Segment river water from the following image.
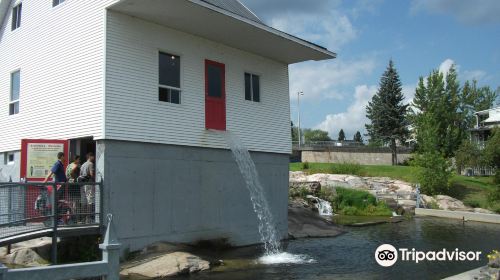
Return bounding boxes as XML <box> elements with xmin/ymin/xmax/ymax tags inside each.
<box><xmin>174</xmin><ymin>217</ymin><xmax>500</xmax><ymax>280</ymax></box>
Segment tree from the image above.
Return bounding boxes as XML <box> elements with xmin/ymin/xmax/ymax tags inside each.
<box><xmin>303</xmin><ymin>129</ymin><xmax>331</xmax><ymax>142</ymax></box>
<box><xmin>353</xmin><ymin>131</ymin><xmax>363</xmax><ymax>143</ymax></box>
<box><xmin>338</xmin><ymin>129</ymin><xmax>346</xmax><ymax>142</ymax></box>
<box><xmin>455</xmin><ymin>140</ymin><xmax>483</xmax><ymax>175</ymax></box>
<box><xmin>291</xmin><ymin>121</ymin><xmax>299</xmax><ymax>142</ymax></box>
<box><xmin>366</xmin><ymin>60</ymin><xmax>409</xmax><ymax>165</ymax></box>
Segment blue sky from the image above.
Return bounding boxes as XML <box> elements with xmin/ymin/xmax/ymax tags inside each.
<box><xmin>242</xmin><ymin>0</ymin><xmax>500</xmax><ymax>139</ymax></box>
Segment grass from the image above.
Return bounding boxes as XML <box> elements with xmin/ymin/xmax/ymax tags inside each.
<box><xmin>291</xmin><ymin>162</ymin><xmax>500</xmax><ymax>213</ymax></box>
<box><xmin>332</xmin><ymin>187</ymin><xmax>392</xmax><ymax>216</ymax></box>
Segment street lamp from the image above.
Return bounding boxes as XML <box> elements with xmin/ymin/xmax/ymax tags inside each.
<box><xmin>297</xmin><ymin>91</ymin><xmax>304</xmax><ymax>147</ymax></box>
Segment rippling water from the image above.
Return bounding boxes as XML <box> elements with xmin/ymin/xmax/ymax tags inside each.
<box><xmin>174</xmin><ymin>217</ymin><xmax>500</xmax><ymax>280</ymax></box>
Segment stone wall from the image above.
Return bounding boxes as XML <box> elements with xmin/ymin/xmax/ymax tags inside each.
<box><xmin>98</xmin><ymin>140</ymin><xmax>289</xmax><ymax>253</ymax></box>
<box><xmin>301</xmin><ymin>150</ymin><xmax>412</xmax><ymax>165</ymax></box>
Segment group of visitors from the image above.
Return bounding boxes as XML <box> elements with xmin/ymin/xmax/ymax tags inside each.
<box><xmin>42</xmin><ymin>152</ymin><xmax>96</xmax><ymax>223</ymax></box>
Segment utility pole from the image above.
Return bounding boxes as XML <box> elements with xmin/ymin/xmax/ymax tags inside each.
<box><xmin>297</xmin><ymin>91</ymin><xmax>304</xmax><ymax>147</ymax></box>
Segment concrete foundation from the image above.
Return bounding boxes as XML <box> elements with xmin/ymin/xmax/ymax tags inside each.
<box><xmin>0</xmin><ymin>151</ymin><xmax>20</xmax><ymax>182</ymax></box>
<box><xmin>97</xmin><ymin>140</ymin><xmax>289</xmax><ymax>252</ymax></box>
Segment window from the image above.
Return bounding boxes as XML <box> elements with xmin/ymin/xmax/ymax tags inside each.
<box><xmin>53</xmin><ymin>0</ymin><xmax>66</xmax><ymax>7</ymax></box>
<box><xmin>9</xmin><ymin>71</ymin><xmax>20</xmax><ymax>115</ymax></box>
<box><xmin>158</xmin><ymin>52</ymin><xmax>181</xmax><ymax>104</ymax></box>
<box><xmin>11</xmin><ymin>3</ymin><xmax>22</xmax><ymax>31</ymax></box>
<box><xmin>244</xmin><ymin>73</ymin><xmax>260</xmax><ymax>102</ymax></box>
<box><xmin>5</xmin><ymin>152</ymin><xmax>15</xmax><ymax>165</ymax></box>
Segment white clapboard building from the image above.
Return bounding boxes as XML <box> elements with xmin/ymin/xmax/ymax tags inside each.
<box><xmin>0</xmin><ymin>0</ymin><xmax>335</xmax><ymax>251</ymax></box>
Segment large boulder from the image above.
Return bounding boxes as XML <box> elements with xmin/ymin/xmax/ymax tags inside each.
<box><xmin>435</xmin><ymin>195</ymin><xmax>472</xmax><ymax>211</ymax></box>
<box><xmin>289</xmin><ymin>181</ymin><xmax>321</xmax><ymax>196</ymax></box>
<box><xmin>2</xmin><ymin>248</ymin><xmax>49</xmax><ymax>267</ymax></box>
<box><xmin>121</xmin><ymin>252</ymin><xmax>210</xmax><ymax>279</ymax></box>
<box><xmin>288</xmin><ymin>200</ymin><xmax>344</xmax><ymax>239</ymax></box>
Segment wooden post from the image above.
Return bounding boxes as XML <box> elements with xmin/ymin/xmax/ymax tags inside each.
<box><xmin>99</xmin><ymin>214</ymin><xmax>121</xmax><ymax>280</ymax></box>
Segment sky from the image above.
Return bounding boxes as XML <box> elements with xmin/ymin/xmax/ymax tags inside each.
<box><xmin>242</xmin><ymin>0</ymin><xmax>500</xmax><ymax>140</ymax></box>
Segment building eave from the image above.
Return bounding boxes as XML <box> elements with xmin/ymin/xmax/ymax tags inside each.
<box><xmin>107</xmin><ymin>0</ymin><xmax>336</xmax><ymax>64</ymax></box>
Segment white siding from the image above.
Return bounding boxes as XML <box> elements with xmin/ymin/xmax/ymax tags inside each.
<box><xmin>0</xmin><ymin>0</ymin><xmax>118</xmax><ymax>152</ymax></box>
<box><xmin>105</xmin><ymin>12</ymin><xmax>292</xmax><ymax>154</ymax></box>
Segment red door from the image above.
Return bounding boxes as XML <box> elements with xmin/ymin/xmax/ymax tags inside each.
<box><xmin>205</xmin><ymin>60</ymin><xmax>226</xmax><ymax>130</ymax></box>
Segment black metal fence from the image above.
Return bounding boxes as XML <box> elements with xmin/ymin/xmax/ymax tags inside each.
<box><xmin>0</xmin><ymin>182</ymin><xmax>103</xmax><ymax>242</ymax></box>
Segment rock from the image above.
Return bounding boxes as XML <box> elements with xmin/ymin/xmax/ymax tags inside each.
<box><xmin>288</xmin><ymin>202</ymin><xmax>344</xmax><ymax>239</ymax></box>
<box><xmin>420</xmin><ymin>195</ymin><xmax>438</xmax><ymax>209</ymax></box>
<box><xmin>435</xmin><ymin>195</ymin><xmax>472</xmax><ymax>211</ymax></box>
<box><xmin>345</xmin><ymin>176</ymin><xmax>367</xmax><ymax>188</ymax></box>
<box><xmin>2</xmin><ymin>248</ymin><xmax>49</xmax><ymax>267</ymax></box>
<box><xmin>289</xmin><ymin>171</ymin><xmax>307</xmax><ymax>182</ymax></box>
<box><xmin>474</xmin><ymin>208</ymin><xmax>495</xmax><ymax>214</ymax></box>
<box><xmin>121</xmin><ymin>252</ymin><xmax>210</xmax><ymax>279</ymax></box>
<box><xmin>289</xmin><ymin>181</ymin><xmax>321</xmax><ymax>195</ymax></box>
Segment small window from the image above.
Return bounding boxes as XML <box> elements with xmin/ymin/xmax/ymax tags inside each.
<box><xmin>11</xmin><ymin>3</ymin><xmax>22</xmax><ymax>31</ymax></box>
<box><xmin>53</xmin><ymin>0</ymin><xmax>66</xmax><ymax>7</ymax></box>
<box><xmin>10</xmin><ymin>71</ymin><xmax>20</xmax><ymax>115</ymax></box>
<box><xmin>244</xmin><ymin>73</ymin><xmax>260</xmax><ymax>102</ymax></box>
<box><xmin>5</xmin><ymin>152</ymin><xmax>15</xmax><ymax>165</ymax></box>
<box><xmin>158</xmin><ymin>52</ymin><xmax>181</xmax><ymax>104</ymax></box>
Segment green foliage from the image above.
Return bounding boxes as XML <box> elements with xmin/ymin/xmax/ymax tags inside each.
<box><xmin>455</xmin><ymin>140</ymin><xmax>484</xmax><ymax>174</ymax></box>
<box><xmin>412</xmin><ymin>151</ymin><xmax>452</xmax><ymax>195</ymax></box>
<box><xmin>353</xmin><ymin>131</ymin><xmax>364</xmax><ymax>144</ymax></box>
<box><xmin>301</xmin><ymin>161</ymin><xmax>310</xmax><ymax>170</ymax></box>
<box><xmin>338</xmin><ymin>129</ymin><xmax>346</xmax><ymax>141</ymax></box>
<box><xmin>303</xmin><ymin>128</ymin><xmax>331</xmax><ymax>142</ymax></box>
<box><xmin>366</xmin><ymin>60</ymin><xmax>409</xmax><ymax>165</ymax></box>
<box><xmin>319</xmin><ymin>188</ymin><xmax>336</xmax><ymax>202</ymax></box>
<box><xmin>332</xmin><ymin>187</ymin><xmax>391</xmax><ymax>216</ymax></box>
<box><xmin>291</xmin><ymin>121</ymin><xmax>298</xmax><ymax>142</ymax></box>
<box><xmin>328</xmin><ymin>162</ymin><xmax>362</xmax><ymax>176</ymax></box>
<box><xmin>289</xmin><ymin>186</ymin><xmax>311</xmax><ymax>199</ymax></box>
<box><xmin>483</xmin><ymin>128</ymin><xmax>500</xmax><ymax>168</ymax></box>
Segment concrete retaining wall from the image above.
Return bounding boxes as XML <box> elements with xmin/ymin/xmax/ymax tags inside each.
<box><xmin>415</xmin><ymin>208</ymin><xmax>500</xmax><ymax>224</ymax></box>
<box><xmin>301</xmin><ymin>150</ymin><xmax>412</xmax><ymax>165</ymax></box>
<box><xmin>98</xmin><ymin>140</ymin><xmax>289</xmax><ymax>252</ymax></box>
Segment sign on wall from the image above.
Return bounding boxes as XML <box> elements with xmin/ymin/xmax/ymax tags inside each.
<box><xmin>21</xmin><ymin>139</ymin><xmax>69</xmax><ymax>181</ymax></box>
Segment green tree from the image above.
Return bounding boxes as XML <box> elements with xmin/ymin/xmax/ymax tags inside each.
<box><xmin>338</xmin><ymin>129</ymin><xmax>346</xmax><ymax>142</ymax></box>
<box><xmin>303</xmin><ymin>129</ymin><xmax>331</xmax><ymax>142</ymax></box>
<box><xmin>455</xmin><ymin>140</ymin><xmax>483</xmax><ymax>175</ymax></box>
<box><xmin>291</xmin><ymin>121</ymin><xmax>299</xmax><ymax>142</ymax></box>
<box><xmin>353</xmin><ymin>131</ymin><xmax>363</xmax><ymax>144</ymax></box>
<box><xmin>366</xmin><ymin>60</ymin><xmax>409</xmax><ymax>165</ymax></box>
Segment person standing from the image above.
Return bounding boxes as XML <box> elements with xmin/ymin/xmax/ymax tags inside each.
<box><xmin>43</xmin><ymin>152</ymin><xmax>67</xmax><ymax>184</ymax></box>
<box><xmin>79</xmin><ymin>152</ymin><xmax>95</xmax><ymax>223</ymax></box>
<box><xmin>66</xmin><ymin>155</ymin><xmax>81</xmax><ymax>183</ymax></box>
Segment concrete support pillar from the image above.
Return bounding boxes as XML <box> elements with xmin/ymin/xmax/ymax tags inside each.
<box><xmin>99</xmin><ymin>214</ymin><xmax>121</xmax><ymax>280</ymax></box>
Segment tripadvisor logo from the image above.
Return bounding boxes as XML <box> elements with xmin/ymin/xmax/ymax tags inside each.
<box><xmin>375</xmin><ymin>244</ymin><xmax>482</xmax><ymax>267</ymax></box>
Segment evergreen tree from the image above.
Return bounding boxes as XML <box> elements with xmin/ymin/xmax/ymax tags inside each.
<box><xmin>338</xmin><ymin>129</ymin><xmax>346</xmax><ymax>141</ymax></box>
<box><xmin>291</xmin><ymin>121</ymin><xmax>298</xmax><ymax>142</ymax></box>
<box><xmin>366</xmin><ymin>60</ymin><xmax>409</xmax><ymax>165</ymax></box>
<box><xmin>353</xmin><ymin>131</ymin><xmax>363</xmax><ymax>143</ymax></box>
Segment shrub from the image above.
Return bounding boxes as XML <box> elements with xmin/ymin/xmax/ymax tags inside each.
<box><xmin>301</xmin><ymin>161</ymin><xmax>310</xmax><ymax>170</ymax></box>
<box><xmin>463</xmin><ymin>197</ymin><xmax>481</xmax><ymax>208</ymax></box>
<box><xmin>331</xmin><ymin>187</ymin><xmax>391</xmax><ymax>216</ymax></box>
<box><xmin>289</xmin><ymin>186</ymin><xmax>310</xmax><ymax>199</ymax></box>
<box><xmin>411</xmin><ymin>152</ymin><xmax>452</xmax><ymax>195</ymax></box>
<box><xmin>328</xmin><ymin>162</ymin><xmax>362</xmax><ymax>176</ymax></box>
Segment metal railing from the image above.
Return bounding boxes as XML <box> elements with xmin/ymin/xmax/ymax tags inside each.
<box><xmin>292</xmin><ymin>141</ymin><xmax>413</xmax><ymax>153</ymax></box>
<box><xmin>0</xmin><ymin>214</ymin><xmax>120</xmax><ymax>280</ymax></box>
<box><xmin>0</xmin><ymin>182</ymin><xmax>103</xmax><ymax>264</ymax></box>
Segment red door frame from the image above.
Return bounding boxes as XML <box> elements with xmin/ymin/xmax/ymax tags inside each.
<box><xmin>205</xmin><ymin>59</ymin><xmax>226</xmax><ymax>130</ymax></box>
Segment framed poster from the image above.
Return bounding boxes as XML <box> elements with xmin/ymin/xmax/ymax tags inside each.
<box><xmin>20</xmin><ymin>139</ymin><xmax>69</xmax><ymax>181</ymax></box>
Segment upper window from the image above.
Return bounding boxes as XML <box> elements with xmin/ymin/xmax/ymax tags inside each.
<box><xmin>10</xmin><ymin>71</ymin><xmax>20</xmax><ymax>115</ymax></box>
<box><xmin>11</xmin><ymin>3</ymin><xmax>22</xmax><ymax>31</ymax></box>
<box><xmin>159</xmin><ymin>52</ymin><xmax>181</xmax><ymax>104</ymax></box>
<box><xmin>245</xmin><ymin>73</ymin><xmax>260</xmax><ymax>102</ymax></box>
<box><xmin>53</xmin><ymin>0</ymin><xmax>66</xmax><ymax>7</ymax></box>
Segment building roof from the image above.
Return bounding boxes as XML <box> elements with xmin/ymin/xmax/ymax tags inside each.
<box><xmin>0</xmin><ymin>0</ymin><xmax>10</xmax><ymax>30</ymax></box>
<box><xmin>200</xmin><ymin>0</ymin><xmax>263</xmax><ymax>24</ymax></box>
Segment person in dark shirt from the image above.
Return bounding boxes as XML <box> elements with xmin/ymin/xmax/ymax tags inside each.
<box><xmin>44</xmin><ymin>152</ymin><xmax>67</xmax><ymax>183</ymax></box>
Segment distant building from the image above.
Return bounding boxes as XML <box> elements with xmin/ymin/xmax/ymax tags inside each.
<box><xmin>470</xmin><ymin>106</ymin><xmax>500</xmax><ymax>149</ymax></box>
<box><xmin>0</xmin><ymin>0</ymin><xmax>335</xmax><ymax>251</ymax></box>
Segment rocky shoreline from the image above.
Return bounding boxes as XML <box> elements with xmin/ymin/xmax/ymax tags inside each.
<box><xmin>290</xmin><ymin>171</ymin><xmax>495</xmax><ymax>215</ymax></box>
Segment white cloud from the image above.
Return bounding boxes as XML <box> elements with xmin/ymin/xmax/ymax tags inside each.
<box><xmin>462</xmin><ymin>70</ymin><xmax>488</xmax><ymax>82</ymax></box>
<box><xmin>411</xmin><ymin>0</ymin><xmax>500</xmax><ymax>25</ymax></box>
<box><xmin>316</xmin><ymin>85</ymin><xmax>378</xmax><ymax>139</ymax></box>
<box><xmin>438</xmin><ymin>58</ymin><xmax>456</xmax><ymax>76</ymax></box>
<box><xmin>290</xmin><ymin>58</ymin><xmax>377</xmax><ymax>101</ymax></box>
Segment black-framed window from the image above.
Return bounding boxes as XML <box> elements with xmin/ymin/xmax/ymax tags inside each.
<box><xmin>53</xmin><ymin>0</ymin><xmax>66</xmax><ymax>7</ymax></box>
<box><xmin>244</xmin><ymin>73</ymin><xmax>260</xmax><ymax>102</ymax></box>
<box><xmin>11</xmin><ymin>3</ymin><xmax>22</xmax><ymax>31</ymax></box>
<box><xmin>159</xmin><ymin>52</ymin><xmax>181</xmax><ymax>104</ymax></box>
<box><xmin>5</xmin><ymin>152</ymin><xmax>15</xmax><ymax>165</ymax></box>
<box><xmin>9</xmin><ymin>71</ymin><xmax>20</xmax><ymax>115</ymax></box>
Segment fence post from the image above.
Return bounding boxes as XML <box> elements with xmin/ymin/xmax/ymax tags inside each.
<box><xmin>0</xmin><ymin>263</ymin><xmax>7</xmax><ymax>280</ymax></box>
<box><xmin>99</xmin><ymin>214</ymin><xmax>121</xmax><ymax>280</ymax></box>
<box><xmin>51</xmin><ymin>184</ymin><xmax>58</xmax><ymax>265</ymax></box>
